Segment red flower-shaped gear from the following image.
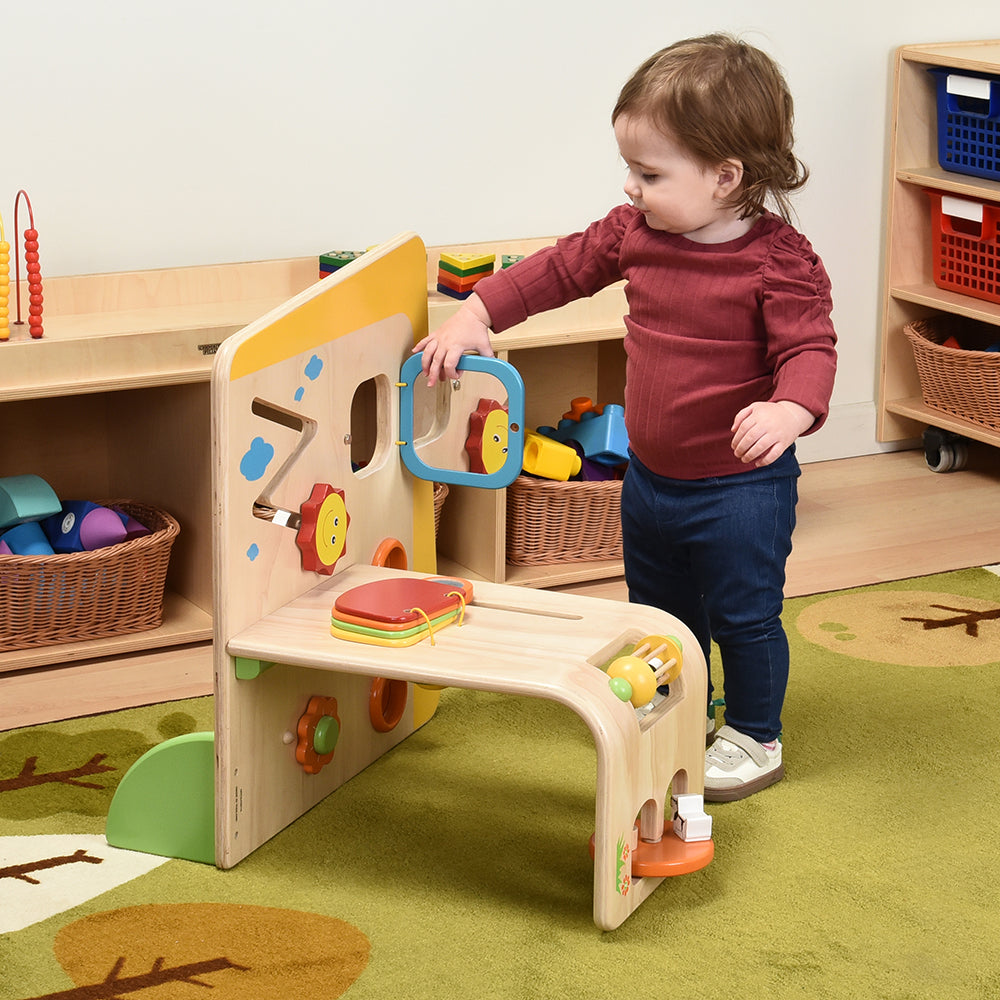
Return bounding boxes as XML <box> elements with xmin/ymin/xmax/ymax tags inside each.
<box><xmin>296</xmin><ymin>483</ymin><xmax>349</xmax><ymax>575</ymax></box>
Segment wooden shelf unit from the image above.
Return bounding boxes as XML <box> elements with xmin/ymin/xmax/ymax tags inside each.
<box><xmin>0</xmin><ymin>237</ymin><xmax>629</xmax><ymax>720</ymax></box>
<box><xmin>427</xmin><ymin>238</ymin><xmax>628</xmax><ymax>589</ymax></box>
<box><xmin>878</xmin><ymin>40</ymin><xmax>1000</xmax><ymax>448</ymax></box>
<box><xmin>0</xmin><ymin>258</ymin><xmax>325</xmax><ymax>688</ymax></box>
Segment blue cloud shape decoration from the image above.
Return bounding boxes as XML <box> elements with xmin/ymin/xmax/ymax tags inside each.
<box><xmin>240</xmin><ymin>437</ymin><xmax>275</xmax><ymax>482</ymax></box>
<box><xmin>305</xmin><ymin>355</ymin><xmax>323</xmax><ymax>381</ymax></box>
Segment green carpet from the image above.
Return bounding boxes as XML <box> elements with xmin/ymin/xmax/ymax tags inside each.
<box><xmin>3</xmin><ymin>567</ymin><xmax>1000</xmax><ymax>999</ymax></box>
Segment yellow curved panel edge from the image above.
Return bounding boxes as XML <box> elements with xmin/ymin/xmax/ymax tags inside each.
<box><xmin>411</xmin><ymin>476</ymin><xmax>436</xmax><ymax>574</ymax></box>
<box><xmin>228</xmin><ymin>232</ymin><xmax>428</xmax><ymax>381</ymax></box>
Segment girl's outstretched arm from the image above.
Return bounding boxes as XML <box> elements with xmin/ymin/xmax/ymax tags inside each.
<box><xmin>413</xmin><ymin>293</ymin><xmax>494</xmax><ymax>387</ymax></box>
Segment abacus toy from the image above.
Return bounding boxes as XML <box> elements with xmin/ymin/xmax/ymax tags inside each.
<box><xmin>0</xmin><ymin>211</ymin><xmax>9</xmax><ymax>342</ymax></box>
<box><xmin>13</xmin><ymin>189</ymin><xmax>43</xmax><ymax>340</ymax></box>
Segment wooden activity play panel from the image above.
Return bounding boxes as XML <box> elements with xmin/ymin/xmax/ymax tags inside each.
<box><xmin>114</xmin><ymin>231</ymin><xmax>712</xmax><ymax>931</ymax></box>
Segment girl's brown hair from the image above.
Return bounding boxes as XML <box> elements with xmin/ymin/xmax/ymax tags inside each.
<box><xmin>612</xmin><ymin>33</ymin><xmax>808</xmax><ymax>222</ymax></box>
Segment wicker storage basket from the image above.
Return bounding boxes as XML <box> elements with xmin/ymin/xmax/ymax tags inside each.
<box><xmin>902</xmin><ymin>317</ymin><xmax>1000</xmax><ymax>431</ymax></box>
<box><xmin>0</xmin><ymin>500</ymin><xmax>180</xmax><ymax>653</ymax></box>
<box><xmin>506</xmin><ymin>475</ymin><xmax>622</xmax><ymax>566</ymax></box>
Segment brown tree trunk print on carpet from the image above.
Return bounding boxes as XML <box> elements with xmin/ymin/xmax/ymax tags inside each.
<box><xmin>796</xmin><ymin>590</ymin><xmax>1000</xmax><ymax>666</ymax></box>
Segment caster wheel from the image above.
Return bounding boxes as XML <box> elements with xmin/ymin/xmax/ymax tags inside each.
<box><xmin>926</xmin><ymin>442</ymin><xmax>955</xmax><ymax>473</ymax></box>
<box><xmin>923</xmin><ymin>429</ymin><xmax>968</xmax><ymax>474</ymax></box>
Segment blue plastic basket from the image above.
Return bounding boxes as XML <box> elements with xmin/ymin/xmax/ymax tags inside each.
<box><xmin>929</xmin><ymin>66</ymin><xmax>1000</xmax><ymax>181</ymax></box>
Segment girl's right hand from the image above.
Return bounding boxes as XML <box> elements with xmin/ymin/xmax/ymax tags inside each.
<box><xmin>413</xmin><ymin>293</ymin><xmax>494</xmax><ymax>387</ymax></box>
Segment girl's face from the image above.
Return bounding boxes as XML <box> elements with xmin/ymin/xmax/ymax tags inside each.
<box><xmin>614</xmin><ymin>114</ymin><xmax>748</xmax><ymax>243</ymax></box>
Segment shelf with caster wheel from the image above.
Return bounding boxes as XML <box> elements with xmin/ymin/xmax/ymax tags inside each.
<box><xmin>877</xmin><ymin>41</ymin><xmax>1000</xmax><ymax>459</ymax></box>
<box><xmin>884</xmin><ymin>396</ymin><xmax>1000</xmax><ymax>452</ymax></box>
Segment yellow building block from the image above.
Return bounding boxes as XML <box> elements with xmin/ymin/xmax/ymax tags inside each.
<box><xmin>522</xmin><ymin>430</ymin><xmax>582</xmax><ymax>481</ymax></box>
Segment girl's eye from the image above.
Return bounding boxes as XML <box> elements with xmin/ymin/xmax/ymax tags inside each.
<box><xmin>641</xmin><ymin>173</ymin><xmax>658</xmax><ymax>183</ymax></box>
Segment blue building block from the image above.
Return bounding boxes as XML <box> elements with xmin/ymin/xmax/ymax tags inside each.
<box><xmin>537</xmin><ymin>403</ymin><xmax>628</xmax><ymax>466</ymax></box>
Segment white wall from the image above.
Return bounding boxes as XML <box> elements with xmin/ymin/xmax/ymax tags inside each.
<box><xmin>3</xmin><ymin>1</ymin><xmax>998</xmax><ymax>459</ymax></box>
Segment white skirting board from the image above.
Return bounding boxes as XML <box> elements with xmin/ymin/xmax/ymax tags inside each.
<box><xmin>795</xmin><ymin>401</ymin><xmax>915</xmax><ymax>465</ymax></box>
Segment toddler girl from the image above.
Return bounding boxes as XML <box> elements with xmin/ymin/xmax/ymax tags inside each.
<box><xmin>416</xmin><ymin>33</ymin><xmax>837</xmax><ymax>800</ymax></box>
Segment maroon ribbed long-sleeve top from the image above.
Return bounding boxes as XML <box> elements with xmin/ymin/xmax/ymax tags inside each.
<box><xmin>475</xmin><ymin>204</ymin><xmax>838</xmax><ymax>480</ymax></box>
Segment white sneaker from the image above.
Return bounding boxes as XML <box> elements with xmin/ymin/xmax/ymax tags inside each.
<box><xmin>704</xmin><ymin>725</ymin><xmax>783</xmax><ymax>802</ymax></box>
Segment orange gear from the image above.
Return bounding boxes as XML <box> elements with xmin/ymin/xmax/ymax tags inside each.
<box><xmin>295</xmin><ymin>695</ymin><xmax>341</xmax><ymax>774</ymax></box>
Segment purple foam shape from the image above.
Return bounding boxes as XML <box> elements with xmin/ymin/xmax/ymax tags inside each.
<box><xmin>79</xmin><ymin>507</ymin><xmax>129</xmax><ymax>551</ymax></box>
<box><xmin>114</xmin><ymin>507</ymin><xmax>151</xmax><ymax>539</ymax></box>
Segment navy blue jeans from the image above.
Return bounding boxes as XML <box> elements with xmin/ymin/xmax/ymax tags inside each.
<box><xmin>621</xmin><ymin>449</ymin><xmax>799</xmax><ymax>743</ymax></box>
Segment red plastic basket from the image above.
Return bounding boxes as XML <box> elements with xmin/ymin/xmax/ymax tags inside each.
<box><xmin>926</xmin><ymin>190</ymin><xmax>1000</xmax><ymax>305</ymax></box>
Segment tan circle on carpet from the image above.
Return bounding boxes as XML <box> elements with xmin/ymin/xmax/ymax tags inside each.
<box><xmin>53</xmin><ymin>903</ymin><xmax>369</xmax><ymax>998</ymax></box>
<box><xmin>796</xmin><ymin>590</ymin><xmax>1000</xmax><ymax>667</ymax></box>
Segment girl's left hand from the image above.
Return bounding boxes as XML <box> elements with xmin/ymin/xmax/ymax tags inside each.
<box><xmin>731</xmin><ymin>400</ymin><xmax>815</xmax><ymax>468</ymax></box>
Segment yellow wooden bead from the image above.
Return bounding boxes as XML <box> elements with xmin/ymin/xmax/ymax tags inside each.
<box><xmin>607</xmin><ymin>655</ymin><xmax>657</xmax><ymax>706</ymax></box>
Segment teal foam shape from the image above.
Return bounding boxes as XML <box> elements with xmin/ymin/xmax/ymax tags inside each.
<box><xmin>0</xmin><ymin>474</ymin><xmax>61</xmax><ymax>529</ymax></box>
<box><xmin>105</xmin><ymin>731</ymin><xmax>215</xmax><ymax>864</ymax></box>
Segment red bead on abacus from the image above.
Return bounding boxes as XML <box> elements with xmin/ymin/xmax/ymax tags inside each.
<box><xmin>24</xmin><ymin>227</ymin><xmax>42</xmax><ymax>338</ymax></box>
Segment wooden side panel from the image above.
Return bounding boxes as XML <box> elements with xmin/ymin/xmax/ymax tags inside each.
<box><xmin>211</xmin><ymin>233</ymin><xmax>439</xmax><ymax>867</ymax></box>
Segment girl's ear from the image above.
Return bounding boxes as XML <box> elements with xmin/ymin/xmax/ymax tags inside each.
<box><xmin>715</xmin><ymin>159</ymin><xmax>744</xmax><ymax>197</ymax></box>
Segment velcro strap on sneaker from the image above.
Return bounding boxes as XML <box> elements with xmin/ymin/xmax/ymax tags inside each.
<box><xmin>715</xmin><ymin>725</ymin><xmax>768</xmax><ymax>766</ymax></box>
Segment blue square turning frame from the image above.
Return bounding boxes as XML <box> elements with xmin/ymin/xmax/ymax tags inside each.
<box><xmin>398</xmin><ymin>352</ymin><xmax>525</xmax><ymax>489</ymax></box>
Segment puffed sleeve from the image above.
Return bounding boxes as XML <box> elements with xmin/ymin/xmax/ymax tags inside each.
<box><xmin>761</xmin><ymin>230</ymin><xmax>838</xmax><ymax>434</ymax></box>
